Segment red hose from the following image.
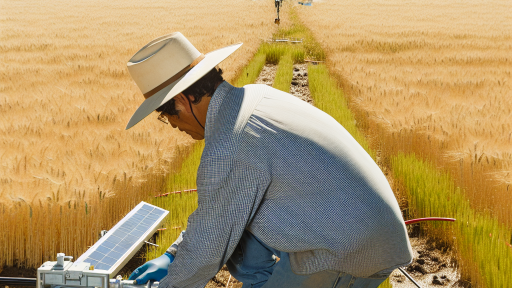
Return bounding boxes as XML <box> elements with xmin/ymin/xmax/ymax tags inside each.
<box><xmin>404</xmin><ymin>217</ymin><xmax>456</xmax><ymax>225</ymax></box>
<box><xmin>154</xmin><ymin>189</ymin><xmax>197</xmax><ymax>198</ymax></box>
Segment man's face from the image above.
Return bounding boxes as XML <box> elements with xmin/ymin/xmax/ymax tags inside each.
<box><xmin>162</xmin><ymin>112</ymin><xmax>204</xmax><ymax>140</ymax></box>
<box><xmin>159</xmin><ymin>93</ymin><xmax>208</xmax><ymax>140</ymax></box>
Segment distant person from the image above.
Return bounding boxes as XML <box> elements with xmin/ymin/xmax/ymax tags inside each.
<box><xmin>125</xmin><ymin>32</ymin><xmax>412</xmax><ymax>288</ymax></box>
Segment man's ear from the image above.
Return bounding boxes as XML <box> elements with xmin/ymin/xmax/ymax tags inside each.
<box><xmin>174</xmin><ymin>93</ymin><xmax>193</xmax><ymax>113</ymax></box>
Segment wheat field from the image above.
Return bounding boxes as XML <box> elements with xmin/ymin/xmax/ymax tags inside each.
<box><xmin>296</xmin><ymin>0</ymin><xmax>512</xmax><ymax>224</ymax></box>
<box><xmin>0</xmin><ymin>0</ymin><xmax>276</xmax><ymax>205</ymax></box>
<box><xmin>0</xmin><ymin>0</ymin><xmax>276</xmax><ymax>269</ymax></box>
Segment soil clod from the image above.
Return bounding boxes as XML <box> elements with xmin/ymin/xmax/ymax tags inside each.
<box><xmin>391</xmin><ymin>236</ymin><xmax>460</xmax><ymax>287</ymax></box>
<box><xmin>289</xmin><ymin>64</ymin><xmax>313</xmax><ymax>104</ymax></box>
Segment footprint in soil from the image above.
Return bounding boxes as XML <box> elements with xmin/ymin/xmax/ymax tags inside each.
<box><xmin>407</xmin><ymin>263</ymin><xmax>427</xmax><ymax>275</ymax></box>
<box><xmin>432</xmin><ymin>275</ymin><xmax>450</xmax><ymax>285</ymax></box>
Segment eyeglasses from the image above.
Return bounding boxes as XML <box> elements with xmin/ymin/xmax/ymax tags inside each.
<box><xmin>157</xmin><ymin>112</ymin><xmax>170</xmax><ymax>125</ymax></box>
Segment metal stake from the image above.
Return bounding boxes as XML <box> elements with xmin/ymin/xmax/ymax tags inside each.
<box><xmin>144</xmin><ymin>241</ymin><xmax>159</xmax><ymax>247</ymax></box>
<box><xmin>398</xmin><ymin>267</ymin><xmax>422</xmax><ymax>288</ymax></box>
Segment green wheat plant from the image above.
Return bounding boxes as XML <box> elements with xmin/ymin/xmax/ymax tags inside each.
<box><xmin>392</xmin><ymin>152</ymin><xmax>512</xmax><ymax>288</ymax></box>
<box><xmin>234</xmin><ymin>52</ymin><xmax>267</xmax><ymax>87</ymax></box>
<box><xmin>273</xmin><ymin>53</ymin><xmax>295</xmax><ymax>92</ymax></box>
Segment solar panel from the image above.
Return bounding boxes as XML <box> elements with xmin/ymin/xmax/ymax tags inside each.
<box><xmin>74</xmin><ymin>202</ymin><xmax>168</xmax><ymax>277</ymax></box>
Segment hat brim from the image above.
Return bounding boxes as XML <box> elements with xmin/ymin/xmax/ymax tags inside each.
<box><xmin>125</xmin><ymin>42</ymin><xmax>243</xmax><ymax>130</ymax></box>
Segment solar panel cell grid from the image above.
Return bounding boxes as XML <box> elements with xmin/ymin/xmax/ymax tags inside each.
<box><xmin>127</xmin><ymin>238</ymin><xmax>137</xmax><ymax>245</ymax></box>
<box><xmin>107</xmin><ymin>250</ymin><xmax>123</xmax><ymax>260</ymax></box>
<box><xmin>85</xmin><ymin>258</ymin><xmax>99</xmax><ymax>266</ymax></box>
<box><xmin>135</xmin><ymin>225</ymin><xmax>147</xmax><ymax>232</ymax></box>
<box><xmin>153</xmin><ymin>210</ymin><xmax>165</xmax><ymax>217</ymax></box>
<box><xmin>112</xmin><ymin>229</ymin><xmax>125</xmax><ymax>238</ymax></box>
<box><xmin>96</xmin><ymin>245</ymin><xmax>110</xmax><ymax>255</ymax></box>
<box><xmin>141</xmin><ymin>204</ymin><xmax>153</xmax><ymax>210</ymax></box>
<box><xmin>89</xmin><ymin>251</ymin><xmax>105</xmax><ymax>261</ymax></box>
<box><xmin>142</xmin><ymin>218</ymin><xmax>154</xmax><ymax>225</ymax></box>
<box><xmin>95</xmin><ymin>263</ymin><xmax>109</xmax><ymax>270</ymax></box>
<box><xmin>102</xmin><ymin>240</ymin><xmax>116</xmax><ymax>249</ymax></box>
<box><xmin>113</xmin><ymin>245</ymin><xmax>126</xmax><ymax>254</ymax></box>
<box><xmin>108</xmin><ymin>234</ymin><xmax>123</xmax><ymax>243</ymax></box>
<box><xmin>122</xmin><ymin>220</ymin><xmax>136</xmax><ymax>227</ymax></box>
<box><xmin>147</xmin><ymin>213</ymin><xmax>160</xmax><ymax>220</ymax></box>
<box><xmin>129</xmin><ymin>230</ymin><xmax>143</xmax><ymax>238</ymax></box>
<box><xmin>103</xmin><ymin>256</ymin><xmax>117</xmax><ymax>265</ymax></box>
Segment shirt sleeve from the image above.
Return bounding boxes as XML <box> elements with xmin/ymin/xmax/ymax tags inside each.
<box><xmin>166</xmin><ymin>230</ymin><xmax>185</xmax><ymax>257</ymax></box>
<box><xmin>159</xmin><ymin>156</ymin><xmax>271</xmax><ymax>288</ymax></box>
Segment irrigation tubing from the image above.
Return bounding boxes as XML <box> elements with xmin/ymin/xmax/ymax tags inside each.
<box><xmin>404</xmin><ymin>217</ymin><xmax>456</xmax><ymax>225</ymax></box>
<box><xmin>0</xmin><ymin>277</ymin><xmax>36</xmax><ymax>287</ymax></box>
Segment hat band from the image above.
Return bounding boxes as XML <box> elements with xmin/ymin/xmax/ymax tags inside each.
<box><xmin>143</xmin><ymin>54</ymin><xmax>205</xmax><ymax>99</ymax></box>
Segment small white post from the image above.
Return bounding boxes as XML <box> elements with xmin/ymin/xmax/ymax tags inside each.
<box><xmin>56</xmin><ymin>253</ymin><xmax>65</xmax><ymax>267</ymax></box>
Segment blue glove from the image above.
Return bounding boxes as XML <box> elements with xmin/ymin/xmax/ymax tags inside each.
<box><xmin>128</xmin><ymin>252</ymin><xmax>174</xmax><ymax>284</ymax></box>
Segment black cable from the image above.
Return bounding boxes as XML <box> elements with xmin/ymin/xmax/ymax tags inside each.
<box><xmin>0</xmin><ymin>277</ymin><xmax>37</xmax><ymax>287</ymax></box>
<box><xmin>187</xmin><ymin>97</ymin><xmax>204</xmax><ymax>130</ymax></box>
<box><xmin>398</xmin><ymin>267</ymin><xmax>422</xmax><ymax>288</ymax></box>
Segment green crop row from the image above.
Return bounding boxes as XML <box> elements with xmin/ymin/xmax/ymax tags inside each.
<box><xmin>307</xmin><ymin>61</ymin><xmax>512</xmax><ymax>288</ymax></box>
<box><xmin>163</xmin><ymin>141</ymin><xmax>204</xmax><ymax>193</ymax></box>
<box><xmin>273</xmin><ymin>53</ymin><xmax>295</xmax><ymax>92</ymax></box>
<box><xmin>392</xmin><ymin>152</ymin><xmax>512</xmax><ymax>288</ymax></box>
<box><xmin>146</xmin><ymin>142</ymin><xmax>204</xmax><ymax>260</ymax></box>
<box><xmin>234</xmin><ymin>52</ymin><xmax>266</xmax><ymax>87</ymax></box>
<box><xmin>146</xmin><ymin>191</ymin><xmax>198</xmax><ymax>261</ymax></box>
<box><xmin>259</xmin><ymin>42</ymin><xmax>305</xmax><ymax>64</ymax></box>
<box><xmin>274</xmin><ymin>11</ymin><xmax>325</xmax><ymax>62</ymax></box>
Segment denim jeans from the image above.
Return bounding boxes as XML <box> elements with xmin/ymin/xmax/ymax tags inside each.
<box><xmin>226</xmin><ymin>231</ymin><xmax>390</xmax><ymax>288</ymax></box>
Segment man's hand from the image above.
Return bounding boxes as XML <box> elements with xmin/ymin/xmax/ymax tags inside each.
<box><xmin>128</xmin><ymin>252</ymin><xmax>174</xmax><ymax>284</ymax></box>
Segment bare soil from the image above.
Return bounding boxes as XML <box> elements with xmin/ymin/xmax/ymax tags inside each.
<box><xmin>289</xmin><ymin>64</ymin><xmax>314</xmax><ymax>105</ymax></box>
<box><xmin>206</xmin><ymin>266</ymin><xmax>242</xmax><ymax>288</ymax></box>
<box><xmin>254</xmin><ymin>64</ymin><xmax>277</xmax><ymax>87</ymax></box>
<box><xmin>389</xmin><ymin>234</ymin><xmax>463</xmax><ymax>288</ymax></box>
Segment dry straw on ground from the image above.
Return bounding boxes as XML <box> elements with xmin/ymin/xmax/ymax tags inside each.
<box><xmin>0</xmin><ymin>0</ymin><xmax>275</xmax><ymax>269</ymax></box>
<box><xmin>297</xmin><ymin>0</ymin><xmax>512</xmax><ymax>224</ymax></box>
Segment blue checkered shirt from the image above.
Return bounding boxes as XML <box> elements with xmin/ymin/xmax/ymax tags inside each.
<box><xmin>160</xmin><ymin>81</ymin><xmax>412</xmax><ymax>288</ymax></box>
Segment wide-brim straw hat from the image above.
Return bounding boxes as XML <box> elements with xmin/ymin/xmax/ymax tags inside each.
<box><xmin>125</xmin><ymin>32</ymin><xmax>242</xmax><ymax>130</ymax></box>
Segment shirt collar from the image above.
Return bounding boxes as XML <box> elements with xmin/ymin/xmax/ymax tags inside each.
<box><xmin>204</xmin><ymin>81</ymin><xmax>236</xmax><ymax>140</ymax></box>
